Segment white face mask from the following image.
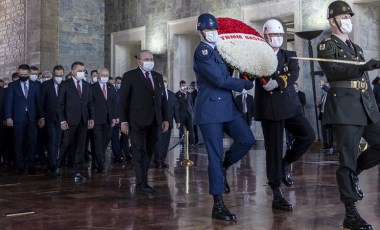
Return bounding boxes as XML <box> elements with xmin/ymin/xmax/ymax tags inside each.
<box><xmin>92</xmin><ymin>77</ymin><xmax>98</xmax><ymax>83</ymax></box>
<box><xmin>100</xmin><ymin>76</ymin><xmax>109</xmax><ymax>84</ymax></box>
<box><xmin>54</xmin><ymin>76</ymin><xmax>63</xmax><ymax>85</ymax></box>
<box><xmin>43</xmin><ymin>77</ymin><xmax>51</xmax><ymax>82</ymax></box>
<box><xmin>340</xmin><ymin>18</ymin><xmax>353</xmax><ymax>34</ymax></box>
<box><xmin>204</xmin><ymin>30</ymin><xmax>218</xmax><ymax>43</ymax></box>
<box><xmin>29</xmin><ymin>75</ymin><xmax>38</xmax><ymax>81</ymax></box>
<box><xmin>115</xmin><ymin>83</ymin><xmax>121</xmax><ymax>90</ymax></box>
<box><xmin>142</xmin><ymin>61</ymin><xmax>154</xmax><ymax>72</ymax></box>
<box><xmin>268</xmin><ymin>36</ymin><xmax>283</xmax><ymax>48</ymax></box>
<box><xmin>76</xmin><ymin>71</ymin><xmax>85</xmax><ymax>80</ymax></box>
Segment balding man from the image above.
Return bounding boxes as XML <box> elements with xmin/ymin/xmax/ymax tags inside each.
<box><xmin>119</xmin><ymin>50</ymin><xmax>169</xmax><ymax>193</ymax></box>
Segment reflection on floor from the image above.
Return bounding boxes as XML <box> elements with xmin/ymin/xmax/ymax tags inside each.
<box><xmin>0</xmin><ymin>140</ymin><xmax>379</xmax><ymax>229</ymax></box>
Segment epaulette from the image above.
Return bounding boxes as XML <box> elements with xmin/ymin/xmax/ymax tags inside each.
<box><xmin>195</xmin><ymin>44</ymin><xmax>213</xmax><ymax>60</ymax></box>
<box><xmin>317</xmin><ymin>39</ymin><xmax>336</xmax><ymax>57</ymax></box>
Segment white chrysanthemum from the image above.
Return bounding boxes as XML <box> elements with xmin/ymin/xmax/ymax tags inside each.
<box><xmin>217</xmin><ymin>40</ymin><xmax>278</xmax><ymax>77</ymax></box>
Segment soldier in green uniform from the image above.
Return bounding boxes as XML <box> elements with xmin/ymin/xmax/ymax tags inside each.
<box><xmin>317</xmin><ymin>1</ymin><xmax>380</xmax><ymax>229</ymax></box>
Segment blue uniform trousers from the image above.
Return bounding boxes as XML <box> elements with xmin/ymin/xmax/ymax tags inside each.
<box><xmin>199</xmin><ymin>115</ymin><xmax>255</xmax><ymax>195</ymax></box>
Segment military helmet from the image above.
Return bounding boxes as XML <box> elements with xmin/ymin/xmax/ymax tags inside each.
<box><xmin>197</xmin><ymin>13</ymin><xmax>219</xmax><ymax>30</ymax></box>
<box><xmin>327</xmin><ymin>1</ymin><xmax>354</xmax><ymax>19</ymax></box>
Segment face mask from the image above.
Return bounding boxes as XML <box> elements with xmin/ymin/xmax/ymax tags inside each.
<box><xmin>141</xmin><ymin>61</ymin><xmax>154</xmax><ymax>72</ymax></box>
<box><xmin>20</xmin><ymin>76</ymin><xmax>29</xmax><ymax>82</ymax></box>
<box><xmin>55</xmin><ymin>76</ymin><xmax>63</xmax><ymax>85</ymax></box>
<box><xmin>181</xmin><ymin>85</ymin><xmax>187</xmax><ymax>91</ymax></box>
<box><xmin>29</xmin><ymin>75</ymin><xmax>38</xmax><ymax>81</ymax></box>
<box><xmin>294</xmin><ymin>87</ymin><xmax>299</xmax><ymax>92</ymax></box>
<box><xmin>164</xmin><ymin>81</ymin><xmax>168</xmax><ymax>88</ymax></box>
<box><xmin>204</xmin><ymin>30</ymin><xmax>218</xmax><ymax>43</ymax></box>
<box><xmin>268</xmin><ymin>36</ymin><xmax>283</xmax><ymax>48</ymax></box>
<box><xmin>115</xmin><ymin>83</ymin><xmax>121</xmax><ymax>90</ymax></box>
<box><xmin>43</xmin><ymin>77</ymin><xmax>51</xmax><ymax>82</ymax></box>
<box><xmin>92</xmin><ymin>77</ymin><xmax>98</xmax><ymax>83</ymax></box>
<box><xmin>100</xmin><ymin>76</ymin><xmax>109</xmax><ymax>84</ymax></box>
<box><xmin>76</xmin><ymin>71</ymin><xmax>85</xmax><ymax>80</ymax></box>
<box><xmin>321</xmin><ymin>85</ymin><xmax>330</xmax><ymax>93</ymax></box>
<box><xmin>340</xmin><ymin>18</ymin><xmax>353</xmax><ymax>34</ymax></box>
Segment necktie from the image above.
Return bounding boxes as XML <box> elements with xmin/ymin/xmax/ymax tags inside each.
<box><xmin>346</xmin><ymin>40</ymin><xmax>353</xmax><ymax>49</ymax></box>
<box><xmin>76</xmin><ymin>80</ymin><xmax>82</xmax><ymax>97</ymax></box>
<box><xmin>23</xmin><ymin>82</ymin><xmax>28</xmax><ymax>98</ymax></box>
<box><xmin>243</xmin><ymin>95</ymin><xmax>247</xmax><ymax>113</ymax></box>
<box><xmin>102</xmin><ymin>84</ymin><xmax>107</xmax><ymax>99</ymax></box>
<box><xmin>145</xmin><ymin>72</ymin><xmax>154</xmax><ymax>91</ymax></box>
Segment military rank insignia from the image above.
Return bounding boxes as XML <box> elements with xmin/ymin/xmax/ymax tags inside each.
<box><xmin>202</xmin><ymin>49</ymin><xmax>208</xmax><ymax>55</ymax></box>
<box><xmin>319</xmin><ymin>44</ymin><xmax>326</xmax><ymax>51</ymax></box>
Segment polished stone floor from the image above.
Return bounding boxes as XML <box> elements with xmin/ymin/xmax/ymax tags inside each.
<box><xmin>0</xmin><ymin>140</ymin><xmax>379</xmax><ymax>230</ymax></box>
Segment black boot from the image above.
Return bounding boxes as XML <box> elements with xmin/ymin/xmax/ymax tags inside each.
<box><xmin>351</xmin><ymin>171</ymin><xmax>364</xmax><ymax>200</ymax></box>
<box><xmin>269</xmin><ymin>182</ymin><xmax>293</xmax><ymax>211</ymax></box>
<box><xmin>282</xmin><ymin>161</ymin><xmax>293</xmax><ymax>187</ymax></box>
<box><xmin>222</xmin><ymin>161</ymin><xmax>232</xmax><ymax>194</ymax></box>
<box><xmin>212</xmin><ymin>195</ymin><xmax>237</xmax><ymax>221</ymax></box>
<box><xmin>343</xmin><ymin>202</ymin><xmax>372</xmax><ymax>230</ymax></box>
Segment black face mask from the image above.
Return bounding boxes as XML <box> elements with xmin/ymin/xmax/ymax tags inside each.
<box><xmin>19</xmin><ymin>77</ymin><xmax>29</xmax><ymax>82</ymax></box>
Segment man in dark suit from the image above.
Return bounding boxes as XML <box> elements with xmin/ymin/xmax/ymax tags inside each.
<box><xmin>254</xmin><ymin>19</ymin><xmax>315</xmax><ymax>211</ymax></box>
<box><xmin>5</xmin><ymin>64</ymin><xmax>45</xmax><ymax>175</ymax></box>
<box><xmin>175</xmin><ymin>80</ymin><xmax>195</xmax><ymax>149</ymax></box>
<box><xmin>235</xmin><ymin>90</ymin><xmax>254</xmax><ymax>125</ymax></box>
<box><xmin>154</xmin><ymin>75</ymin><xmax>180</xmax><ymax>168</ymax></box>
<box><xmin>120</xmin><ymin>50</ymin><xmax>169</xmax><ymax>193</ymax></box>
<box><xmin>0</xmin><ymin>85</ymin><xmax>6</xmax><ymax>166</ymax></box>
<box><xmin>90</xmin><ymin>68</ymin><xmax>117</xmax><ymax>172</ymax></box>
<box><xmin>110</xmin><ymin>76</ymin><xmax>123</xmax><ymax>163</ymax></box>
<box><xmin>55</xmin><ymin>61</ymin><xmax>94</xmax><ymax>182</ymax></box>
<box><xmin>40</xmin><ymin>65</ymin><xmax>64</xmax><ymax>173</ymax></box>
<box><xmin>317</xmin><ymin>2</ymin><xmax>380</xmax><ymax>229</ymax></box>
<box><xmin>372</xmin><ymin>75</ymin><xmax>380</xmax><ymax>111</ymax></box>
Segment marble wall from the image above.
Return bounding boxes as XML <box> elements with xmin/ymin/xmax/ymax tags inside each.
<box><xmin>58</xmin><ymin>0</ymin><xmax>104</xmax><ymax>73</ymax></box>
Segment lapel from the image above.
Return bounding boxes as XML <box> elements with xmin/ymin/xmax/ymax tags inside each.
<box><xmin>137</xmin><ymin>67</ymin><xmax>156</xmax><ymax>95</ymax></box>
<box><xmin>15</xmin><ymin>80</ymin><xmax>25</xmax><ymax>98</ymax></box>
<box><xmin>331</xmin><ymin>35</ymin><xmax>360</xmax><ymax>61</ymax></box>
<box><xmin>27</xmin><ymin>81</ymin><xmax>35</xmax><ymax>100</ymax></box>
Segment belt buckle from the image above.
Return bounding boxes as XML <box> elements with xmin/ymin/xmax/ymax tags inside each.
<box><xmin>356</xmin><ymin>81</ymin><xmax>367</xmax><ymax>91</ymax></box>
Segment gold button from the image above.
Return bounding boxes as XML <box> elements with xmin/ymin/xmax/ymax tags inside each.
<box><xmin>334</xmin><ymin>94</ymin><xmax>337</xmax><ymax>96</ymax></box>
<box><xmin>344</xmin><ymin>55</ymin><xmax>346</xmax><ymax>58</ymax></box>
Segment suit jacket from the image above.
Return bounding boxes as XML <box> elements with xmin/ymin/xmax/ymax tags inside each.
<box><xmin>175</xmin><ymin>91</ymin><xmax>192</xmax><ymax>120</ymax></box>
<box><xmin>193</xmin><ymin>42</ymin><xmax>245</xmax><ymax>125</ymax></box>
<box><xmin>317</xmin><ymin>35</ymin><xmax>380</xmax><ymax>125</ymax></box>
<box><xmin>57</xmin><ymin>78</ymin><xmax>94</xmax><ymax>126</ymax></box>
<box><xmin>235</xmin><ymin>93</ymin><xmax>254</xmax><ymax>120</ymax></box>
<box><xmin>254</xmin><ymin>49</ymin><xmax>303</xmax><ymax>121</ymax></box>
<box><xmin>119</xmin><ymin>67</ymin><xmax>168</xmax><ymax>126</ymax></box>
<box><xmin>166</xmin><ymin>90</ymin><xmax>180</xmax><ymax>129</ymax></box>
<box><xmin>41</xmin><ymin>79</ymin><xmax>59</xmax><ymax>123</ymax></box>
<box><xmin>91</xmin><ymin>82</ymin><xmax>117</xmax><ymax>125</ymax></box>
<box><xmin>5</xmin><ymin>79</ymin><xmax>42</xmax><ymax>123</ymax></box>
<box><xmin>0</xmin><ymin>87</ymin><xmax>5</xmax><ymax>122</ymax></box>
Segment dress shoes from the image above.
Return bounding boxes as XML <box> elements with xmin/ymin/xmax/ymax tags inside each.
<box><xmin>55</xmin><ymin>168</ymin><xmax>62</xmax><ymax>179</ymax></box>
<box><xmin>136</xmin><ymin>183</ymin><xmax>155</xmax><ymax>193</ymax></box>
<box><xmin>282</xmin><ymin>162</ymin><xmax>293</xmax><ymax>187</ymax></box>
<box><xmin>74</xmin><ymin>172</ymin><xmax>87</xmax><ymax>182</ymax></box>
<box><xmin>351</xmin><ymin>172</ymin><xmax>364</xmax><ymax>200</ymax></box>
<box><xmin>343</xmin><ymin>202</ymin><xmax>372</xmax><ymax>230</ymax></box>
<box><xmin>212</xmin><ymin>195</ymin><xmax>237</xmax><ymax>221</ymax></box>
<box><xmin>272</xmin><ymin>197</ymin><xmax>293</xmax><ymax>211</ymax></box>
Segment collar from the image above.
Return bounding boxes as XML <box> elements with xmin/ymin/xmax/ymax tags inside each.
<box><xmin>201</xmin><ymin>41</ymin><xmax>215</xmax><ymax>49</ymax></box>
<box><xmin>332</xmin><ymin>33</ymin><xmax>350</xmax><ymax>43</ymax></box>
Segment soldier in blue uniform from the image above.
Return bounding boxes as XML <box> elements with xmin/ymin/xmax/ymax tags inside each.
<box><xmin>317</xmin><ymin>1</ymin><xmax>380</xmax><ymax>229</ymax></box>
<box><xmin>254</xmin><ymin>19</ymin><xmax>315</xmax><ymax>211</ymax></box>
<box><xmin>193</xmin><ymin>13</ymin><xmax>255</xmax><ymax>221</ymax></box>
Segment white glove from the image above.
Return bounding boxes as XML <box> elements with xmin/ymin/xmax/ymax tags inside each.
<box><xmin>263</xmin><ymin>79</ymin><xmax>279</xmax><ymax>91</ymax></box>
